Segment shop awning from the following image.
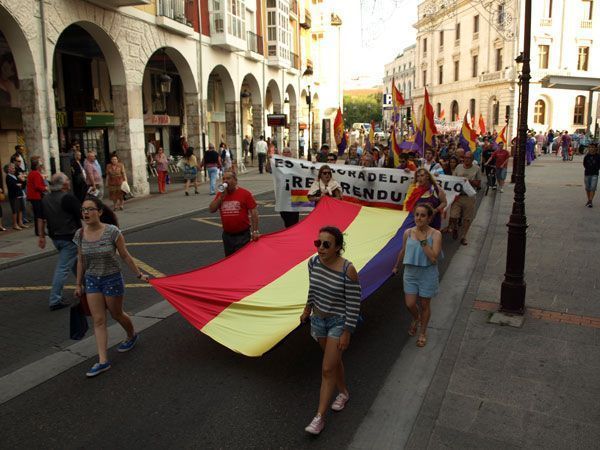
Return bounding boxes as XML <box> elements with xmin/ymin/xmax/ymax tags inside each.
<box><xmin>540</xmin><ymin>75</ymin><xmax>600</xmax><ymax>91</ymax></box>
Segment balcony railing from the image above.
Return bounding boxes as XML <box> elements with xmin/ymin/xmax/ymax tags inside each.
<box><xmin>157</xmin><ymin>0</ymin><xmax>194</xmax><ymax>27</ymax></box>
<box><xmin>540</xmin><ymin>17</ymin><xmax>552</xmax><ymax>26</ymax></box>
<box><xmin>290</xmin><ymin>52</ymin><xmax>300</xmax><ymax>70</ymax></box>
<box><xmin>581</xmin><ymin>20</ymin><xmax>592</xmax><ymax>28</ymax></box>
<box><xmin>247</xmin><ymin>31</ymin><xmax>264</xmax><ymax>55</ymax></box>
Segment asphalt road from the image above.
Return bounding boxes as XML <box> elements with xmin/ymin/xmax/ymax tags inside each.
<box><xmin>0</xmin><ymin>192</ymin><xmax>465</xmax><ymax>448</ymax></box>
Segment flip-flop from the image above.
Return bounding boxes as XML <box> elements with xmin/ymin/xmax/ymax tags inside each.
<box><xmin>416</xmin><ymin>334</ymin><xmax>427</xmax><ymax>347</ymax></box>
<box><xmin>461</xmin><ymin>238</ymin><xmax>468</xmax><ymax>246</ymax></box>
<box><xmin>408</xmin><ymin>318</ymin><xmax>420</xmax><ymax>336</ymax></box>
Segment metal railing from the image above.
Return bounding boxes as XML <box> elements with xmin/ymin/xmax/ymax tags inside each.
<box><xmin>581</xmin><ymin>20</ymin><xmax>592</xmax><ymax>28</ymax></box>
<box><xmin>157</xmin><ymin>0</ymin><xmax>194</xmax><ymax>26</ymax></box>
<box><xmin>540</xmin><ymin>17</ymin><xmax>552</xmax><ymax>26</ymax></box>
<box><xmin>290</xmin><ymin>52</ymin><xmax>300</xmax><ymax>70</ymax></box>
<box><xmin>246</xmin><ymin>31</ymin><xmax>264</xmax><ymax>54</ymax></box>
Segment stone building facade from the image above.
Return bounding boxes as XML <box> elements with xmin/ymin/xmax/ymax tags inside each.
<box><xmin>0</xmin><ymin>0</ymin><xmax>335</xmax><ymax>194</ymax></box>
<box><xmin>382</xmin><ymin>44</ymin><xmax>416</xmax><ymax>131</ymax></box>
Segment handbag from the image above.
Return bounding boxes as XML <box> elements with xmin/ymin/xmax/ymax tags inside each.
<box><xmin>166</xmin><ymin>174</ymin><xmax>171</xmax><ymax>185</ymax></box>
<box><xmin>69</xmin><ymin>228</ymin><xmax>91</xmax><ymax>340</ymax></box>
<box><xmin>0</xmin><ymin>191</ymin><xmax>5</xmax><ymax>202</ymax></box>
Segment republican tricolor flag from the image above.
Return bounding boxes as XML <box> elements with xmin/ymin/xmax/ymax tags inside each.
<box><xmin>422</xmin><ymin>88</ymin><xmax>438</xmax><ymax>151</ymax></box>
<box><xmin>496</xmin><ymin>125</ymin><xmax>507</xmax><ymax>145</ymax></box>
<box><xmin>459</xmin><ymin>112</ymin><xmax>478</xmax><ymax>153</ymax></box>
<box><xmin>478</xmin><ymin>114</ymin><xmax>487</xmax><ymax>135</ymax></box>
<box><xmin>334</xmin><ymin>107</ymin><xmax>347</xmax><ymax>155</ymax></box>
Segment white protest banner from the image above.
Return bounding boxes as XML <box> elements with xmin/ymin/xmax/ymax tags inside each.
<box><xmin>271</xmin><ymin>156</ymin><xmax>476</xmax><ymax>212</ymax></box>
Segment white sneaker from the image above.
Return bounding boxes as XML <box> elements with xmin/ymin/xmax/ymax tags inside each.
<box><xmin>500</xmin><ymin>188</ymin><xmax>504</xmax><ymax>193</ymax></box>
<box><xmin>331</xmin><ymin>393</ymin><xmax>350</xmax><ymax>411</ymax></box>
<box><xmin>305</xmin><ymin>414</ymin><xmax>325</xmax><ymax>435</ymax></box>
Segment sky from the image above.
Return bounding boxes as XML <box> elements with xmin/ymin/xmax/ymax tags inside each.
<box><xmin>340</xmin><ymin>0</ymin><xmax>418</xmax><ymax>89</ymax></box>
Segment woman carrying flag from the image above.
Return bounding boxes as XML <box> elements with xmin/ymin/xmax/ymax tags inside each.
<box><xmin>402</xmin><ymin>168</ymin><xmax>447</xmax><ymax>229</ymax></box>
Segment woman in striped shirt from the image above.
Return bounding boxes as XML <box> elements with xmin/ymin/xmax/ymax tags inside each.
<box><xmin>300</xmin><ymin>226</ymin><xmax>362</xmax><ymax>435</ymax></box>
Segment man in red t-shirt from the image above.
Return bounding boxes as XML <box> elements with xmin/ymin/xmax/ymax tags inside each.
<box><xmin>485</xmin><ymin>142</ymin><xmax>510</xmax><ymax>192</ymax></box>
<box><xmin>209</xmin><ymin>171</ymin><xmax>259</xmax><ymax>256</ymax></box>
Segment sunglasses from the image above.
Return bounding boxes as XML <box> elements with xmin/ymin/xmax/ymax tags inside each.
<box><xmin>81</xmin><ymin>207</ymin><xmax>99</xmax><ymax>213</ymax></box>
<box><xmin>321</xmin><ymin>171</ymin><xmax>332</xmax><ymax>175</ymax></box>
<box><xmin>314</xmin><ymin>239</ymin><xmax>332</xmax><ymax>249</ymax></box>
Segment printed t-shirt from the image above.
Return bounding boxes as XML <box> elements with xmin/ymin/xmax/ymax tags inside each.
<box><xmin>490</xmin><ymin>149</ymin><xmax>510</xmax><ymax>168</ymax></box>
<box><xmin>73</xmin><ymin>224</ymin><xmax>122</xmax><ymax>277</ymax></box>
<box><xmin>217</xmin><ymin>187</ymin><xmax>257</xmax><ymax>234</ymax></box>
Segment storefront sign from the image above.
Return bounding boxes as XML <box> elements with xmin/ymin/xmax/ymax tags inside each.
<box><xmin>56</xmin><ymin>111</ymin><xmax>68</xmax><ymax>128</ymax></box>
<box><xmin>143</xmin><ymin>114</ymin><xmax>181</xmax><ymax>126</ymax></box>
<box><xmin>73</xmin><ymin>112</ymin><xmax>114</xmax><ymax>128</ymax></box>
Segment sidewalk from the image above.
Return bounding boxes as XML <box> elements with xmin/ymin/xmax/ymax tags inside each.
<box><xmin>0</xmin><ymin>166</ymin><xmax>274</xmax><ymax>270</ymax></box>
<box><xmin>406</xmin><ymin>156</ymin><xmax>600</xmax><ymax>448</ymax></box>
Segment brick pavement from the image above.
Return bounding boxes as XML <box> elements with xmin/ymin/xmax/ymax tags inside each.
<box><xmin>407</xmin><ymin>155</ymin><xmax>600</xmax><ymax>449</ymax></box>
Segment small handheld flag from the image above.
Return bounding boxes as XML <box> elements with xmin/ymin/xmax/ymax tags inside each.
<box><xmin>334</xmin><ymin>107</ymin><xmax>347</xmax><ymax>155</ymax></box>
<box><xmin>459</xmin><ymin>112</ymin><xmax>478</xmax><ymax>153</ymax></box>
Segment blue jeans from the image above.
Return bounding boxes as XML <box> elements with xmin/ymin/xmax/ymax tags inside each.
<box><xmin>207</xmin><ymin>166</ymin><xmax>219</xmax><ymax>194</ymax></box>
<box><xmin>49</xmin><ymin>239</ymin><xmax>78</xmax><ymax>306</ymax></box>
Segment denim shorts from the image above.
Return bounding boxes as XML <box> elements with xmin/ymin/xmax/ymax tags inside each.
<box><xmin>403</xmin><ymin>264</ymin><xmax>439</xmax><ymax>298</ymax></box>
<box><xmin>584</xmin><ymin>175</ymin><xmax>598</xmax><ymax>192</ymax></box>
<box><xmin>496</xmin><ymin>167</ymin><xmax>508</xmax><ymax>181</ymax></box>
<box><xmin>310</xmin><ymin>314</ymin><xmax>346</xmax><ymax>340</ymax></box>
<box><xmin>85</xmin><ymin>272</ymin><xmax>125</xmax><ymax>297</ymax></box>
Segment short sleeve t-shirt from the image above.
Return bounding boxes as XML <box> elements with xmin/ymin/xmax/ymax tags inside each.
<box><xmin>454</xmin><ymin>164</ymin><xmax>482</xmax><ymax>182</ymax></box>
<box><xmin>74</xmin><ymin>224</ymin><xmax>122</xmax><ymax>277</ymax></box>
<box><xmin>490</xmin><ymin>149</ymin><xmax>510</xmax><ymax>169</ymax></box>
<box><xmin>217</xmin><ymin>187</ymin><xmax>257</xmax><ymax>234</ymax></box>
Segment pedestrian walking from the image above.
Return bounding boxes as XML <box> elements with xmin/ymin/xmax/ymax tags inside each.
<box><xmin>485</xmin><ymin>141</ymin><xmax>510</xmax><ymax>192</ymax></box>
<box><xmin>201</xmin><ymin>143</ymin><xmax>221</xmax><ymax>195</ymax></box>
<box><xmin>0</xmin><ymin>186</ymin><xmax>7</xmax><ymax>231</ymax></box>
<box><xmin>26</xmin><ymin>156</ymin><xmax>48</xmax><ymax>235</ymax></box>
<box><xmin>583</xmin><ymin>143</ymin><xmax>600</xmax><ymax>208</ymax></box>
<box><xmin>37</xmin><ymin>173</ymin><xmax>81</xmax><ymax>310</ymax></box>
<box><xmin>220</xmin><ymin>142</ymin><xmax>233</xmax><ymax>172</ymax></box>
<box><xmin>255</xmin><ymin>135</ymin><xmax>268</xmax><ymax>174</ymax></box>
<box><xmin>5</xmin><ymin>162</ymin><xmax>27</xmax><ymax>230</ymax></box>
<box><xmin>154</xmin><ymin>147</ymin><xmax>169</xmax><ymax>194</ymax></box>
<box><xmin>242</xmin><ymin>135</ymin><xmax>250</xmax><ymax>163</ymax></box>
<box><xmin>449</xmin><ymin>152</ymin><xmax>481</xmax><ymax>245</ymax></box>
<box><xmin>106</xmin><ymin>153</ymin><xmax>127</xmax><ymax>211</ymax></box>
<box><xmin>300</xmin><ymin>226</ymin><xmax>361</xmax><ymax>435</ymax></box>
<box><xmin>182</xmin><ymin>147</ymin><xmax>200</xmax><ymax>196</ymax></box>
<box><xmin>403</xmin><ymin>168</ymin><xmax>447</xmax><ymax>230</ymax></box>
<box><xmin>561</xmin><ymin>131</ymin><xmax>571</xmax><ymax>162</ymax></box>
<box><xmin>307</xmin><ymin>165</ymin><xmax>342</xmax><ymax>203</ymax></box>
<box><xmin>84</xmin><ymin>151</ymin><xmax>103</xmax><ymax>198</ymax></box>
<box><xmin>70</xmin><ymin>150</ymin><xmax>87</xmax><ymax>202</ymax></box>
<box><xmin>209</xmin><ymin>170</ymin><xmax>259</xmax><ymax>256</ymax></box>
<box><xmin>392</xmin><ymin>203</ymin><xmax>442</xmax><ymax>348</ymax></box>
<box><xmin>74</xmin><ymin>196</ymin><xmax>149</xmax><ymax>377</ymax></box>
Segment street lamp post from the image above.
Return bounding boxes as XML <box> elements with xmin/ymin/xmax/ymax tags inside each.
<box><xmin>307</xmin><ymin>85</ymin><xmax>312</xmax><ymax>159</ymax></box>
<box><xmin>500</xmin><ymin>0</ymin><xmax>531</xmax><ymax>314</ymax></box>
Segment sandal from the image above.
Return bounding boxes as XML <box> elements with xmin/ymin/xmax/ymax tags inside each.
<box><xmin>460</xmin><ymin>238</ymin><xmax>468</xmax><ymax>246</ymax></box>
<box><xmin>408</xmin><ymin>318</ymin><xmax>420</xmax><ymax>336</ymax></box>
<box><xmin>416</xmin><ymin>334</ymin><xmax>427</xmax><ymax>348</ymax></box>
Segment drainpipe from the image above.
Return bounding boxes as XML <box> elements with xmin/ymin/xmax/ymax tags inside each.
<box><xmin>197</xmin><ymin>0</ymin><xmax>206</xmax><ymax>158</ymax></box>
<box><xmin>39</xmin><ymin>0</ymin><xmax>55</xmax><ymax>172</ymax></box>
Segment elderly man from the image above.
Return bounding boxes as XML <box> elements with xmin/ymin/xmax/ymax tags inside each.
<box><xmin>84</xmin><ymin>151</ymin><xmax>104</xmax><ymax>198</ymax></box>
<box><xmin>37</xmin><ymin>173</ymin><xmax>82</xmax><ymax>310</ymax></box>
<box><xmin>450</xmin><ymin>152</ymin><xmax>481</xmax><ymax>245</ymax></box>
<box><xmin>209</xmin><ymin>170</ymin><xmax>259</xmax><ymax>256</ymax></box>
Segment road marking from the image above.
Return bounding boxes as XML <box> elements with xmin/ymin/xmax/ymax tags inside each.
<box><xmin>0</xmin><ymin>284</ymin><xmax>151</xmax><ymax>292</ymax></box>
<box><xmin>191</xmin><ymin>217</ymin><xmax>222</xmax><ymax>227</ymax></box>
<box><xmin>127</xmin><ymin>240</ymin><xmax>222</xmax><ymax>246</ymax></box>
<box><xmin>131</xmin><ymin>256</ymin><xmax>165</xmax><ymax>278</ymax></box>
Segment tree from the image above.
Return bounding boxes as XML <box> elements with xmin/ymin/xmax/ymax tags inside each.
<box><xmin>343</xmin><ymin>94</ymin><xmax>383</xmax><ymax>129</ymax></box>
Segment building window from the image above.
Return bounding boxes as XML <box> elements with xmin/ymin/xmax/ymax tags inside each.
<box><xmin>534</xmin><ymin>100</ymin><xmax>546</xmax><ymax>124</ymax></box>
<box><xmin>407</xmin><ymin>81</ymin><xmax>411</xmax><ymax>98</ymax></box>
<box><xmin>498</xmin><ymin>3</ymin><xmax>505</xmax><ymax>25</ymax></box>
<box><xmin>493</xmin><ymin>101</ymin><xmax>500</xmax><ymax>125</ymax></box>
<box><xmin>439</xmin><ymin>30</ymin><xmax>444</xmax><ymax>48</ymax></box>
<box><xmin>473</xmin><ymin>15</ymin><xmax>479</xmax><ymax>34</ymax></box>
<box><xmin>578</xmin><ymin>46</ymin><xmax>589</xmax><ymax>71</ymax></box>
<box><xmin>455</xmin><ymin>22</ymin><xmax>461</xmax><ymax>41</ymax></box>
<box><xmin>469</xmin><ymin>98</ymin><xmax>476</xmax><ymax>119</ymax></box>
<box><xmin>574</xmin><ymin>95</ymin><xmax>586</xmax><ymax>124</ymax></box>
<box><xmin>472</xmin><ymin>55</ymin><xmax>478</xmax><ymax>77</ymax></box>
<box><xmin>438</xmin><ymin>65</ymin><xmax>443</xmax><ymax>84</ymax></box>
<box><xmin>436</xmin><ymin>102</ymin><xmax>442</xmax><ymax>117</ymax></box>
<box><xmin>423</xmin><ymin>38</ymin><xmax>428</xmax><ymax>56</ymax></box>
<box><xmin>583</xmin><ymin>0</ymin><xmax>594</xmax><ymax>20</ymax></box>
<box><xmin>423</xmin><ymin>70</ymin><xmax>427</xmax><ymax>86</ymax></box>
<box><xmin>454</xmin><ymin>60</ymin><xmax>459</xmax><ymax>81</ymax></box>
<box><xmin>451</xmin><ymin>100</ymin><xmax>459</xmax><ymax>121</ymax></box>
<box><xmin>495</xmin><ymin>48</ymin><xmax>503</xmax><ymax>71</ymax></box>
<box><xmin>539</xmin><ymin>45</ymin><xmax>549</xmax><ymax>69</ymax></box>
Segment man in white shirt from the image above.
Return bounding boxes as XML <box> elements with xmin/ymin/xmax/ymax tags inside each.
<box><xmin>255</xmin><ymin>135</ymin><xmax>268</xmax><ymax>174</ymax></box>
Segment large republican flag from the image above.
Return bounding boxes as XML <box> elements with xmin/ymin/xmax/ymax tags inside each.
<box><xmin>423</xmin><ymin>88</ymin><xmax>438</xmax><ymax>150</ymax></box>
<box><xmin>151</xmin><ymin>197</ymin><xmax>412</xmax><ymax>357</ymax></box>
<box><xmin>333</xmin><ymin>107</ymin><xmax>347</xmax><ymax>156</ymax></box>
<box><xmin>459</xmin><ymin>112</ymin><xmax>478</xmax><ymax>153</ymax></box>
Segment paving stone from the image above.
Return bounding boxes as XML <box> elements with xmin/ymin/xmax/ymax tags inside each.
<box><xmin>522</xmin><ymin>411</ymin><xmax>600</xmax><ymax>449</ymax></box>
<box><xmin>435</xmin><ymin>392</ymin><xmax>481</xmax><ymax>432</ymax></box>
<box><xmin>468</xmin><ymin>401</ymin><xmax>526</xmax><ymax>446</ymax></box>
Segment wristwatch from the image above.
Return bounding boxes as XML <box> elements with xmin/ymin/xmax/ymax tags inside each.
<box><xmin>420</xmin><ymin>239</ymin><xmax>428</xmax><ymax>247</ymax></box>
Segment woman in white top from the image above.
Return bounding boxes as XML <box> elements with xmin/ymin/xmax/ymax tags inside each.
<box><xmin>307</xmin><ymin>165</ymin><xmax>342</xmax><ymax>203</ymax></box>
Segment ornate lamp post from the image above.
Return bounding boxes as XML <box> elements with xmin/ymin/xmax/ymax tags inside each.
<box><xmin>500</xmin><ymin>0</ymin><xmax>532</xmax><ymax>314</ymax></box>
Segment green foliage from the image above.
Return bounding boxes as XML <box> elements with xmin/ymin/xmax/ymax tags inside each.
<box><xmin>343</xmin><ymin>94</ymin><xmax>382</xmax><ymax>129</ymax></box>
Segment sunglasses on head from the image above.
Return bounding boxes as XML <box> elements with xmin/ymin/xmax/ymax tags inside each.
<box><xmin>314</xmin><ymin>239</ymin><xmax>332</xmax><ymax>249</ymax></box>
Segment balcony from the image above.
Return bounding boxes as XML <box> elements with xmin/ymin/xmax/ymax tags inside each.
<box><xmin>267</xmin><ymin>46</ymin><xmax>291</xmax><ymax>69</ymax></box>
<box><xmin>300</xmin><ymin>10</ymin><xmax>312</xmax><ymax>29</ymax></box>
<box><xmin>209</xmin><ymin>9</ymin><xmax>246</xmax><ymax>51</ymax></box>
<box><xmin>477</xmin><ymin>67</ymin><xmax>515</xmax><ymax>86</ymax></box>
<box><xmin>290</xmin><ymin>0</ymin><xmax>298</xmax><ymax>17</ymax></box>
<box><xmin>245</xmin><ymin>31</ymin><xmax>264</xmax><ymax>61</ymax></box>
<box><xmin>580</xmin><ymin>20</ymin><xmax>593</xmax><ymax>28</ymax></box>
<box><xmin>156</xmin><ymin>0</ymin><xmax>195</xmax><ymax>36</ymax></box>
<box><xmin>540</xmin><ymin>17</ymin><xmax>552</xmax><ymax>26</ymax></box>
<box><xmin>86</xmin><ymin>0</ymin><xmax>150</xmax><ymax>7</ymax></box>
<box><xmin>288</xmin><ymin>52</ymin><xmax>300</xmax><ymax>73</ymax></box>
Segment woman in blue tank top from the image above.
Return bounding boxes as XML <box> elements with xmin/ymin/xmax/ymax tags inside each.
<box><xmin>392</xmin><ymin>203</ymin><xmax>442</xmax><ymax>348</ymax></box>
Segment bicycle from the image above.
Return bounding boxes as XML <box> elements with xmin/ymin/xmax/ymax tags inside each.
<box><xmin>484</xmin><ymin>165</ymin><xmax>496</xmax><ymax>196</ymax></box>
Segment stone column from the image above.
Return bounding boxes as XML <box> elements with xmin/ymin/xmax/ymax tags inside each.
<box><xmin>288</xmin><ymin>103</ymin><xmax>298</xmax><ymax>156</ymax></box>
<box><xmin>272</xmin><ymin>102</ymin><xmax>283</xmax><ymax>151</ymax></box>
<box><xmin>225</xmin><ymin>101</ymin><xmax>241</xmax><ymax>163</ymax></box>
<box><xmin>112</xmin><ymin>84</ymin><xmax>149</xmax><ymax>196</ymax></box>
<box><xmin>313</xmin><ymin>114</ymin><xmax>321</xmax><ymax>151</ymax></box>
<box><xmin>184</xmin><ymin>92</ymin><xmax>201</xmax><ymax>156</ymax></box>
<box><xmin>252</xmin><ymin>103</ymin><xmax>263</xmax><ymax>142</ymax></box>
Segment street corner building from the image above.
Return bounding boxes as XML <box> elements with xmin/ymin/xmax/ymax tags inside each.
<box><xmin>0</xmin><ymin>0</ymin><xmax>344</xmax><ymax>195</ymax></box>
<box><xmin>150</xmin><ymin>196</ymin><xmax>414</xmax><ymax>356</ymax></box>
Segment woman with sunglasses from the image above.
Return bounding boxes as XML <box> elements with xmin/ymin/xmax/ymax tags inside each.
<box><xmin>74</xmin><ymin>196</ymin><xmax>149</xmax><ymax>378</ymax></box>
<box><xmin>300</xmin><ymin>226</ymin><xmax>361</xmax><ymax>435</ymax></box>
<box><xmin>307</xmin><ymin>165</ymin><xmax>342</xmax><ymax>203</ymax></box>
<box><xmin>392</xmin><ymin>203</ymin><xmax>442</xmax><ymax>348</ymax></box>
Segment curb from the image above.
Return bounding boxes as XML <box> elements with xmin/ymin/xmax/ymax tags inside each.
<box><xmin>404</xmin><ymin>189</ymin><xmax>503</xmax><ymax>449</ymax></box>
